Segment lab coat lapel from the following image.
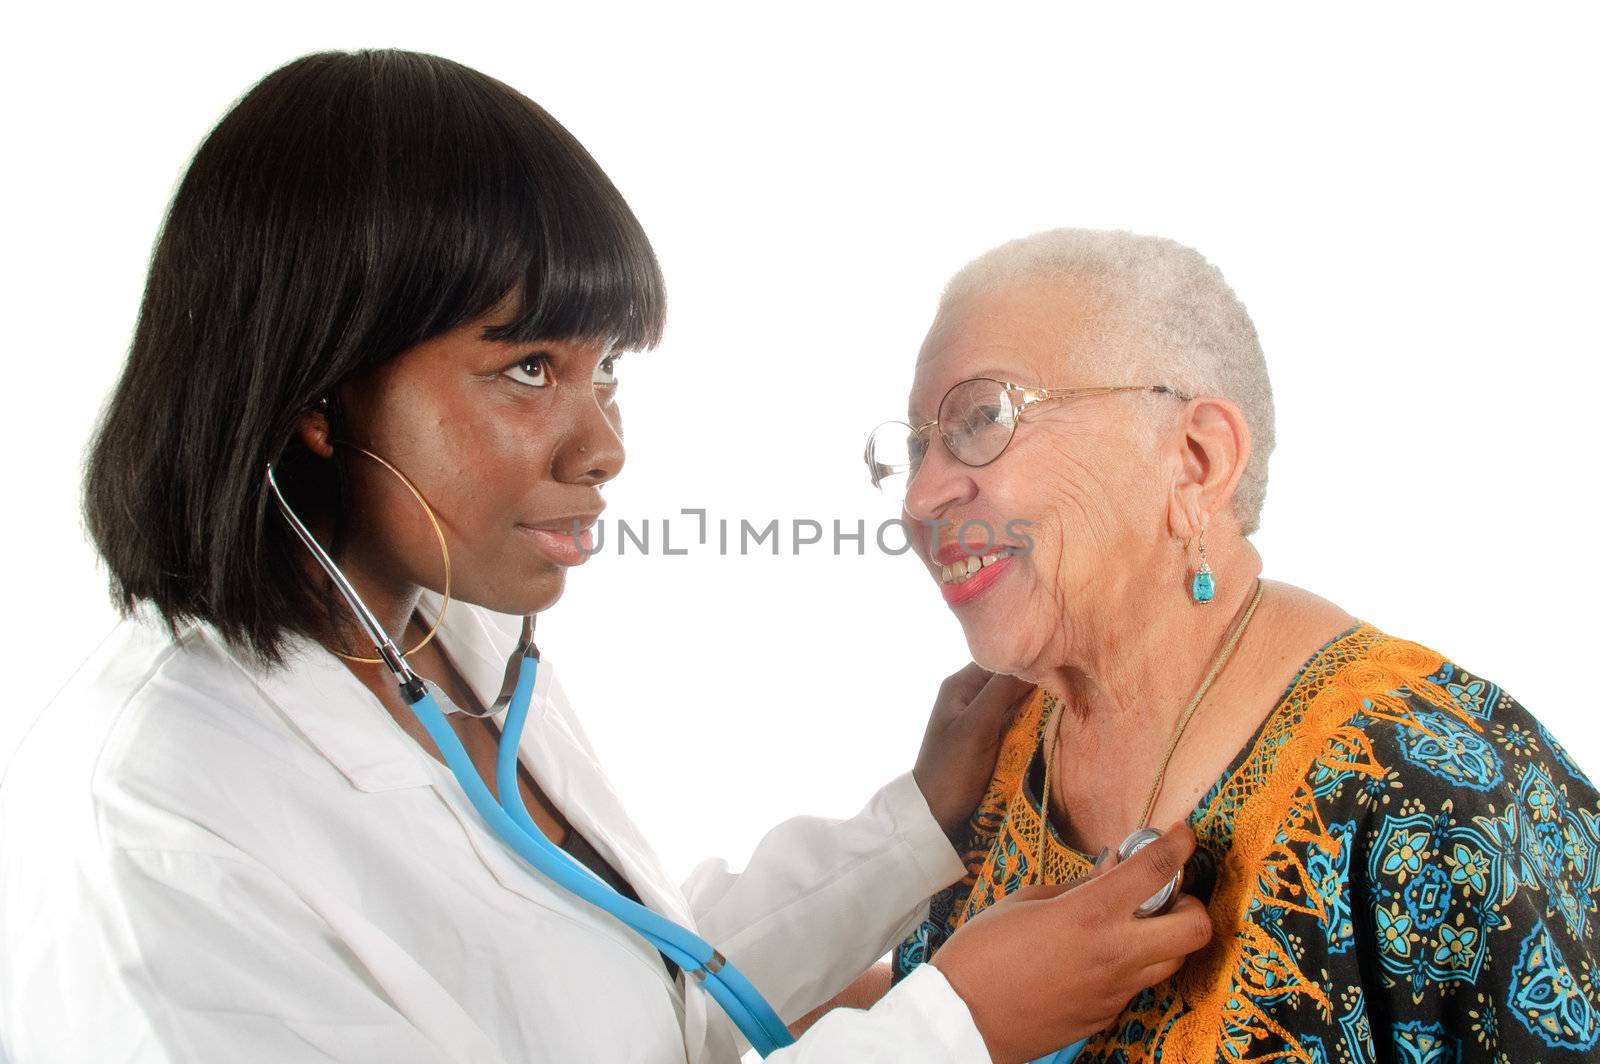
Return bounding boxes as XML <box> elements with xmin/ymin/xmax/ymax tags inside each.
<box><xmin>519</xmin><ymin>673</ymin><xmax>691</xmax><ymax>921</ymax></box>
<box><xmin>413</xmin><ymin>596</ymin><xmax>730</xmax><ymax>1061</ymax></box>
<box><xmin>509</xmin><ymin>668</ymin><xmax>726</xmax><ymax>1062</ymax></box>
<box><xmin>412</xmin><ymin>592</ymin><xmax>682</xmax><ymax>921</ymax></box>
<box><xmin>216</xmin><ymin>629</ymin><xmax>434</xmax><ymax>793</ymax></box>
<box><xmin>412</xmin><ymin>677</ymin><xmax>708</xmax><ymax>1059</ymax></box>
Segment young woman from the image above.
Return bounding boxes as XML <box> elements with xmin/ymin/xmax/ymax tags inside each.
<box><xmin>0</xmin><ymin>50</ymin><xmax>1209</xmax><ymax>1063</ymax></box>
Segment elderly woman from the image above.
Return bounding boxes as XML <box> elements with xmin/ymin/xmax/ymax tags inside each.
<box><xmin>846</xmin><ymin>229</ymin><xmax>1600</xmax><ymax>1061</ymax></box>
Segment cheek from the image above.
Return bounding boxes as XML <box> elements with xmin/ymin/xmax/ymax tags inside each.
<box><xmin>334</xmin><ymin>460</ymin><xmax>453</xmax><ymax>594</ymax></box>
<box><xmin>987</xmin><ymin>455</ymin><xmax>1092</xmax><ymax>567</ymax></box>
<box><xmin>395</xmin><ymin>428</ymin><xmax>562</xmax><ymax>610</ymax></box>
<box><xmin>425</xmin><ymin>419</ymin><xmax>550</xmax><ymax>549</ymax></box>
<box><xmin>982</xmin><ymin>443</ymin><xmax>1156</xmax><ymax>610</ymax></box>
<box><xmin>1033</xmin><ymin>435</ymin><xmax>1156</xmax><ymax>543</ymax></box>
<box><xmin>350</xmin><ymin>377</ymin><xmax>486</xmax><ymax>519</ymax></box>
<box><xmin>364</xmin><ymin>416</ymin><xmax>535</xmax><ymax>570</ymax></box>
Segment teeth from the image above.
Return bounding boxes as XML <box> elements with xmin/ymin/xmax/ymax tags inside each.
<box><xmin>939</xmin><ymin>549</ymin><xmax>1012</xmax><ymax>584</ymax></box>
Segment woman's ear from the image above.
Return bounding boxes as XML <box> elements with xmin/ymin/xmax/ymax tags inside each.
<box><xmin>1164</xmin><ymin>396</ymin><xmax>1251</xmax><ymax>540</ymax></box>
<box><xmin>294</xmin><ymin>400</ymin><xmax>336</xmax><ymax>460</ymax></box>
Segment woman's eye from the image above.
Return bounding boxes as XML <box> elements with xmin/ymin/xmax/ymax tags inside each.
<box><xmin>503</xmin><ymin>354</ymin><xmax>550</xmax><ymax>388</ymax></box>
<box><xmin>593</xmin><ymin>355</ymin><xmax>621</xmax><ymax>389</ymax></box>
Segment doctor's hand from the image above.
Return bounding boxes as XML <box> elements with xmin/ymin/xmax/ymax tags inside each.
<box><xmin>913</xmin><ymin>664</ymin><xmax>1032</xmax><ymax>841</ymax></box>
<box><xmin>930</xmin><ymin>822</ymin><xmax>1213</xmax><ymax>1064</ymax></box>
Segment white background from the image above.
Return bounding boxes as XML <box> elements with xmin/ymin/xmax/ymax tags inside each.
<box><xmin>3</xmin><ymin>2</ymin><xmax>1597</xmax><ymax>886</ymax></box>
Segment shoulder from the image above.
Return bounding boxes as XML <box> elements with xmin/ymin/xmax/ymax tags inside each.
<box><xmin>1297</xmin><ymin>634</ymin><xmax>1600</xmax><ymax>1033</ymax></box>
<box><xmin>1277</xmin><ymin>625</ymin><xmax>1584</xmax><ymax>798</ymax></box>
<box><xmin>7</xmin><ymin>617</ymin><xmax>224</xmax><ymax>784</ymax></box>
<box><xmin>1326</xmin><ymin>638</ymin><xmax>1593</xmax><ymax>806</ymax></box>
<box><xmin>1</xmin><ymin>617</ymin><xmax>321</xmax><ymax>855</ymax></box>
<box><xmin>1307</xmin><ymin>632</ymin><xmax>1600</xmax><ymax>928</ymax></box>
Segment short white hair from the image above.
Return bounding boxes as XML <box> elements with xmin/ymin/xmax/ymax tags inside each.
<box><xmin>939</xmin><ymin>228</ymin><xmax>1275</xmax><ymax>535</ymax></box>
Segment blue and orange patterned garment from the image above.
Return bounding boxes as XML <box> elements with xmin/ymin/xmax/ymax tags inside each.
<box><xmin>894</xmin><ymin>622</ymin><xmax>1600</xmax><ymax>1061</ymax></box>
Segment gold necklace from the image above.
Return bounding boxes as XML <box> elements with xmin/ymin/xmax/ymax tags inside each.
<box><xmin>1034</xmin><ymin>577</ymin><xmax>1265</xmax><ymax>884</ymax></box>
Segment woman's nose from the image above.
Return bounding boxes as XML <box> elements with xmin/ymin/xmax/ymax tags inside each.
<box><xmin>554</xmin><ymin>393</ymin><xmax>625</xmax><ymax>486</ymax></box>
<box><xmin>902</xmin><ymin>441</ymin><xmax>976</xmax><ymax>523</ymax></box>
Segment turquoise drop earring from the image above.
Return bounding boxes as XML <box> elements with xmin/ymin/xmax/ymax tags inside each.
<box><xmin>1190</xmin><ymin>532</ymin><xmax>1215</xmax><ymax>604</ymax></box>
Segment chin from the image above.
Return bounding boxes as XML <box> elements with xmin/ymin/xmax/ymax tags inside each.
<box><xmin>465</xmin><ymin>568</ymin><xmax>568</xmax><ymax>618</ymax></box>
<box><xmin>523</xmin><ymin>572</ymin><xmax>568</xmax><ymax>615</ymax></box>
<box><xmin>959</xmin><ymin>629</ymin><xmax>1031</xmax><ymax>678</ymax></box>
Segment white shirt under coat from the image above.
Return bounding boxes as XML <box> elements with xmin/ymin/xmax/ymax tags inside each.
<box><xmin>0</xmin><ymin>595</ymin><xmax>990</xmax><ymax>1062</ymax></box>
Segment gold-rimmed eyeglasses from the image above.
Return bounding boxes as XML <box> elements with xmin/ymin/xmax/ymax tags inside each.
<box><xmin>864</xmin><ymin>377</ymin><xmax>1192</xmax><ymax>494</ymax></box>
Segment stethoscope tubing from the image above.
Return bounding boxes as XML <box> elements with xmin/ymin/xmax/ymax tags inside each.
<box><xmin>407</xmin><ymin>653</ymin><xmax>796</xmax><ymax>1056</ymax></box>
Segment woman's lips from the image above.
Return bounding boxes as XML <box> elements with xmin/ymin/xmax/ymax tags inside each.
<box><xmin>517</xmin><ymin>524</ymin><xmax>595</xmax><ymax>566</ymax></box>
<box><xmin>939</xmin><ymin>552</ymin><xmax>1013</xmax><ymax>606</ymax></box>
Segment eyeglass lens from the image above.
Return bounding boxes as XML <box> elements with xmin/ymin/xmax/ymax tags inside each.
<box><xmin>866</xmin><ymin>378</ymin><xmax>1021</xmax><ymax>495</ymax></box>
<box><xmin>937</xmin><ymin>378</ymin><xmax>1017</xmax><ymax>467</ymax></box>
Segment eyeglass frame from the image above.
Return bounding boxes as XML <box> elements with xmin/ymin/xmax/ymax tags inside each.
<box><xmin>865</xmin><ymin>378</ymin><xmax>1194</xmax><ymax>489</ymax></box>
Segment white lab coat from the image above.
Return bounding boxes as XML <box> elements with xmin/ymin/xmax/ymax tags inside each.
<box><xmin>0</xmin><ymin>597</ymin><xmax>991</xmax><ymax>1062</ymax></box>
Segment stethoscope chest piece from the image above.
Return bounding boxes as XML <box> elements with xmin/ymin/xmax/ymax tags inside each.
<box><xmin>1119</xmin><ymin>827</ymin><xmax>1184</xmax><ymax>918</ymax></box>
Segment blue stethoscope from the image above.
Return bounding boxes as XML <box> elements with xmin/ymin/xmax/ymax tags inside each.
<box><xmin>267</xmin><ymin>462</ymin><xmax>1086</xmax><ymax>1062</ymax></box>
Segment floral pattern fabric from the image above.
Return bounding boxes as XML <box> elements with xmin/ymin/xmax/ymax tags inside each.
<box><xmin>893</xmin><ymin>623</ymin><xmax>1600</xmax><ymax>1062</ymax></box>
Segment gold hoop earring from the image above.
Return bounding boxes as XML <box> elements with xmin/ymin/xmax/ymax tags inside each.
<box><xmin>329</xmin><ymin>443</ymin><xmax>452</xmax><ymax>664</ymax></box>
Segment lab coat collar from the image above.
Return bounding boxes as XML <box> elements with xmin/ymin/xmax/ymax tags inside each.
<box><xmin>213</xmin><ymin>591</ymin><xmax>526</xmax><ymax>793</ymax></box>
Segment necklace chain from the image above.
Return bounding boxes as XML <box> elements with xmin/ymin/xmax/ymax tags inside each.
<box><xmin>1034</xmin><ymin>577</ymin><xmax>1265</xmax><ymax>883</ymax></box>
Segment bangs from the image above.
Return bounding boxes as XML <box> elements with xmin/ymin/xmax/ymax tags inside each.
<box><xmin>475</xmin><ymin>171</ymin><xmax>667</xmax><ymax>351</ymax></box>
<box><xmin>362</xmin><ymin>51</ymin><xmax>666</xmax><ymax>357</ymax></box>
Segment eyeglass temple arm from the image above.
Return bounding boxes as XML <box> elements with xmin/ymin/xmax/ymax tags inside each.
<box><xmin>1028</xmin><ymin>383</ymin><xmax>1191</xmax><ymax>400</ymax></box>
<box><xmin>264</xmin><ymin>462</ymin><xmax>421</xmax><ymax>694</ymax></box>
<box><xmin>1021</xmin><ymin>384</ymin><xmax>1194</xmax><ymax>409</ymax></box>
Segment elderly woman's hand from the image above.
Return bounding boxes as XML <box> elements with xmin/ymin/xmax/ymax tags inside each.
<box><xmin>913</xmin><ymin>664</ymin><xmax>1032</xmax><ymax>840</ymax></box>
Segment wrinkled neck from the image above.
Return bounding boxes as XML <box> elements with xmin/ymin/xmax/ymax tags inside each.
<box><xmin>1029</xmin><ymin>534</ymin><xmax>1264</xmax><ymax>737</ymax></box>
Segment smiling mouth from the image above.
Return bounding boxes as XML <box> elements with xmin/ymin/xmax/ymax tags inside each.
<box><xmin>938</xmin><ymin>547</ymin><xmax>1018</xmax><ymax>585</ymax></box>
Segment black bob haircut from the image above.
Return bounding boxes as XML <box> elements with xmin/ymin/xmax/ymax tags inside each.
<box><xmin>83</xmin><ymin>49</ymin><xmax>665</xmax><ymax>664</ymax></box>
